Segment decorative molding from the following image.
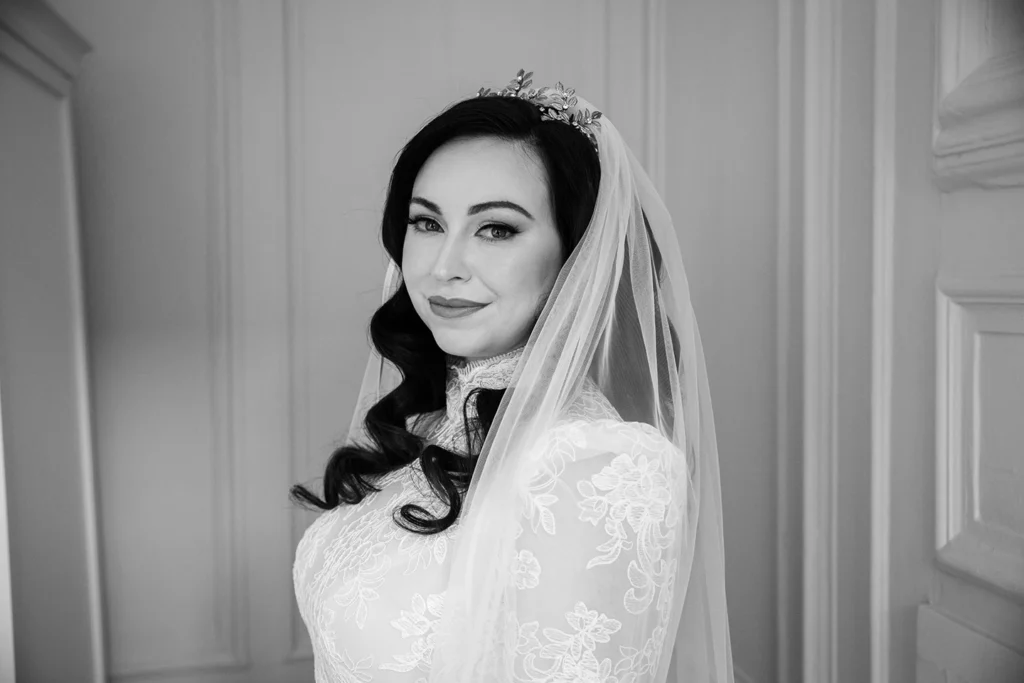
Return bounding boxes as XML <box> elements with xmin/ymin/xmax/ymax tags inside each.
<box><xmin>115</xmin><ymin>2</ymin><xmax>250</xmax><ymax>676</ymax></box>
<box><xmin>0</xmin><ymin>388</ymin><xmax>13</xmax><ymax>682</ymax></box>
<box><xmin>586</xmin><ymin>0</ymin><xmax>609</xmax><ymax>113</ymax></box>
<box><xmin>870</xmin><ymin>1</ymin><xmax>897</xmax><ymax>683</ymax></box>
<box><xmin>211</xmin><ymin>0</ymin><xmax>251</xmax><ymax>669</ymax></box>
<box><xmin>65</xmin><ymin>69</ymin><xmax>108</xmax><ymax>683</ymax></box>
<box><xmin>802</xmin><ymin>0</ymin><xmax>841</xmax><ymax>682</ymax></box>
<box><xmin>601</xmin><ymin>0</ymin><xmax>612</xmax><ymax>116</ymax></box>
<box><xmin>0</xmin><ymin>21</ymin><xmax>68</xmax><ymax>96</ymax></box>
<box><xmin>282</xmin><ymin>0</ymin><xmax>315</xmax><ymax>662</ymax></box>
<box><xmin>0</xmin><ymin>3</ymin><xmax>100</xmax><ymax>680</ymax></box>
<box><xmin>932</xmin><ymin>0</ymin><xmax>1024</xmax><ymax>189</ymax></box>
<box><xmin>775</xmin><ymin>0</ymin><xmax>800</xmax><ymax>680</ymax></box>
<box><xmin>644</xmin><ymin>0</ymin><xmax>666</xmax><ymax>195</ymax></box>
<box><xmin>60</xmin><ymin>36</ymin><xmax>106</xmax><ymax>683</ymax></box>
<box><xmin>199</xmin><ymin>0</ymin><xmax>249</xmax><ymax>669</ymax></box>
<box><xmin>603</xmin><ymin>0</ymin><xmax>647</xmax><ymax>163</ymax></box>
<box><xmin>935</xmin><ymin>278</ymin><xmax>1024</xmax><ymax>599</ymax></box>
<box><xmin>0</xmin><ymin>0</ymin><xmax>90</xmax><ymax>95</ymax></box>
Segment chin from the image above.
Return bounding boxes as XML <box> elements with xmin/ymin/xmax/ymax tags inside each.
<box><xmin>430</xmin><ymin>331</ymin><xmax>481</xmax><ymax>358</ymax></box>
<box><xmin>431</xmin><ymin>330</ymin><xmax>509</xmax><ymax>360</ymax></box>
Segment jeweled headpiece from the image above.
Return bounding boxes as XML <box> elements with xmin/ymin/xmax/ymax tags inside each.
<box><xmin>476</xmin><ymin>69</ymin><xmax>603</xmax><ymax>150</ymax></box>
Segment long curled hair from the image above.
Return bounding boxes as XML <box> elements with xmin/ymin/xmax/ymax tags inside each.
<box><xmin>290</xmin><ymin>95</ymin><xmax>601</xmax><ymax>535</ymax></box>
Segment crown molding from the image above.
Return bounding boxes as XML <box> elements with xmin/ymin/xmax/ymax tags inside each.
<box><xmin>0</xmin><ymin>0</ymin><xmax>91</xmax><ymax>96</ymax></box>
<box><xmin>932</xmin><ymin>0</ymin><xmax>1024</xmax><ymax>189</ymax></box>
<box><xmin>0</xmin><ymin>0</ymin><xmax>90</xmax><ymax>75</ymax></box>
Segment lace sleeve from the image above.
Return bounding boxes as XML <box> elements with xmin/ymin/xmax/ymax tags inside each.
<box><xmin>510</xmin><ymin>419</ymin><xmax>687</xmax><ymax>682</ymax></box>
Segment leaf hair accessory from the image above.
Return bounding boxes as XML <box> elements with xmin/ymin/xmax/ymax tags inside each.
<box><xmin>476</xmin><ymin>69</ymin><xmax>603</xmax><ymax>150</ymax></box>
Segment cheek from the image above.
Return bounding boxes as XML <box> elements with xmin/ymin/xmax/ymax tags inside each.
<box><xmin>401</xmin><ymin>234</ymin><xmax>430</xmax><ymax>283</ymax></box>
<box><xmin>494</xmin><ymin>249</ymin><xmax>561</xmax><ymax>308</ymax></box>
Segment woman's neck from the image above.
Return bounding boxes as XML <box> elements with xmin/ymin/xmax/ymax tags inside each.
<box><xmin>443</xmin><ymin>345</ymin><xmax>525</xmax><ymax>422</ymax></box>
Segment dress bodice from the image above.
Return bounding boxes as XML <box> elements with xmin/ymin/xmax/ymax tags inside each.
<box><xmin>292</xmin><ymin>348</ymin><xmax>685</xmax><ymax>683</ymax></box>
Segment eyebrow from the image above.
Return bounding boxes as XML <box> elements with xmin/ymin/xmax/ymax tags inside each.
<box><xmin>410</xmin><ymin>196</ymin><xmax>535</xmax><ymax>221</ymax></box>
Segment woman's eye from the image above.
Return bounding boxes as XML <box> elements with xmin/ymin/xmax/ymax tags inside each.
<box><xmin>408</xmin><ymin>217</ymin><xmax>442</xmax><ymax>233</ymax></box>
<box><xmin>481</xmin><ymin>224</ymin><xmax>517</xmax><ymax>241</ymax></box>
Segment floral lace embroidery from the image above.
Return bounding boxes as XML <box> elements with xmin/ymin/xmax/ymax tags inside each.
<box><xmin>562</xmin><ymin>379</ymin><xmax>621</xmax><ymax>422</ymax></box>
<box><xmin>317</xmin><ymin>648</ymin><xmax>374</xmax><ymax>683</ymax></box>
<box><xmin>515</xmin><ymin>601</ymin><xmax>623</xmax><ymax>682</ymax></box>
<box><xmin>296</xmin><ymin>463</ymin><xmax>454</xmax><ymax>681</ymax></box>
<box><xmin>325</xmin><ymin>491</ymin><xmax>408</xmax><ymax>630</ymax></box>
<box><xmin>578</xmin><ymin>451</ymin><xmax>674</xmax><ymax>612</ymax></box>
<box><xmin>513</xmin><ymin>549</ymin><xmax>542</xmax><ymax>589</ymax></box>
<box><xmin>512</xmin><ymin>419</ymin><xmax>682</xmax><ymax>682</ymax></box>
<box><xmin>397</xmin><ymin>530</ymin><xmax>449</xmax><ymax>575</ymax></box>
<box><xmin>381</xmin><ymin>592</ymin><xmax>446</xmax><ymax>677</ymax></box>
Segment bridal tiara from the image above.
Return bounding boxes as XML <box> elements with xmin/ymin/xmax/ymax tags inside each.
<box><xmin>476</xmin><ymin>69</ymin><xmax>603</xmax><ymax>150</ymax></box>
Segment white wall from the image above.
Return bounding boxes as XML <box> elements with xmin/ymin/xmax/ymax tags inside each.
<box><xmin>665</xmin><ymin>2</ymin><xmax>781</xmax><ymax>681</ymax></box>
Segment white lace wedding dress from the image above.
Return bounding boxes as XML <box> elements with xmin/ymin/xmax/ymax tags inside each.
<box><xmin>293</xmin><ymin>347</ymin><xmax>685</xmax><ymax>682</ymax></box>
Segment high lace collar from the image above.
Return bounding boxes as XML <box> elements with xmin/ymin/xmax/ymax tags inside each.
<box><xmin>443</xmin><ymin>345</ymin><xmax>524</xmax><ymax>424</ymax></box>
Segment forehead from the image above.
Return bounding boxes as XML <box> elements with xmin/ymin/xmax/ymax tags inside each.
<box><xmin>412</xmin><ymin>137</ymin><xmax>550</xmax><ymax>208</ymax></box>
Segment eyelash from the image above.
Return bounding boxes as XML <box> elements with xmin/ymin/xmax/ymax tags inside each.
<box><xmin>406</xmin><ymin>216</ymin><xmax>520</xmax><ymax>242</ymax></box>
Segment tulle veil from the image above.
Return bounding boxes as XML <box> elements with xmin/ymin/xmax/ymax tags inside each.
<box><xmin>345</xmin><ymin>83</ymin><xmax>734</xmax><ymax>682</ymax></box>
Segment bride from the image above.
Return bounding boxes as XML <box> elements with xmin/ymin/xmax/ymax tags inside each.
<box><xmin>291</xmin><ymin>70</ymin><xmax>734</xmax><ymax>683</ymax></box>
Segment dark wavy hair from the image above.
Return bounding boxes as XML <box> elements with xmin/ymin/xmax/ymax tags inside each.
<box><xmin>290</xmin><ymin>95</ymin><xmax>601</xmax><ymax>535</ymax></box>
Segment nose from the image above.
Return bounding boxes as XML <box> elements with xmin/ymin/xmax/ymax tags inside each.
<box><xmin>431</xmin><ymin>233</ymin><xmax>469</xmax><ymax>282</ymax></box>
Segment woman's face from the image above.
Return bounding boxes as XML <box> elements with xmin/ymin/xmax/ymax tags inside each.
<box><xmin>402</xmin><ymin>137</ymin><xmax>563</xmax><ymax>360</ymax></box>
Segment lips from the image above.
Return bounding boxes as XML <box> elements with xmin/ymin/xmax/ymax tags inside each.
<box><xmin>428</xmin><ymin>296</ymin><xmax>485</xmax><ymax>308</ymax></box>
<box><xmin>428</xmin><ymin>296</ymin><xmax>487</xmax><ymax>320</ymax></box>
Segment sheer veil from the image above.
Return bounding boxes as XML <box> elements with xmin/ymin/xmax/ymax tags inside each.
<box><xmin>346</xmin><ymin>87</ymin><xmax>734</xmax><ymax>682</ymax></box>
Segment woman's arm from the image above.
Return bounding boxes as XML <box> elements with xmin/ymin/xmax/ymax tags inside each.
<box><xmin>509</xmin><ymin>420</ymin><xmax>686</xmax><ymax>682</ymax></box>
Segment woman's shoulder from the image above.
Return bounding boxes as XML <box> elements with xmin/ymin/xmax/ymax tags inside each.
<box><xmin>525</xmin><ymin>418</ymin><xmax>686</xmax><ymax>512</ymax></box>
<box><xmin>558</xmin><ymin>375</ymin><xmax>621</xmax><ymax>423</ymax></box>
<box><xmin>530</xmin><ymin>377</ymin><xmax>673</xmax><ymax>456</ymax></box>
<box><xmin>543</xmin><ymin>416</ymin><xmax>677</xmax><ymax>456</ymax></box>
<box><xmin>529</xmin><ymin>413</ymin><xmax>681</xmax><ymax>482</ymax></box>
